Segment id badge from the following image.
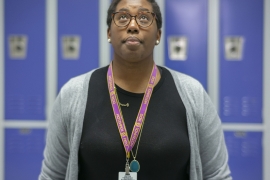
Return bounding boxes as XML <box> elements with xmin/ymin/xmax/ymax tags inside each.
<box><xmin>118</xmin><ymin>172</ymin><xmax>137</xmax><ymax>180</ymax></box>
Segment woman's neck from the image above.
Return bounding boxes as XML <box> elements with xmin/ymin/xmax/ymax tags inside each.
<box><xmin>112</xmin><ymin>59</ymin><xmax>160</xmax><ymax>93</ymax></box>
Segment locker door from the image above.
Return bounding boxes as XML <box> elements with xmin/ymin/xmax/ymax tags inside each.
<box><xmin>5</xmin><ymin>128</ymin><xmax>46</xmax><ymax>180</ymax></box>
<box><xmin>58</xmin><ymin>0</ymin><xmax>99</xmax><ymax>91</ymax></box>
<box><xmin>219</xmin><ymin>0</ymin><xmax>263</xmax><ymax>123</ymax></box>
<box><xmin>165</xmin><ymin>0</ymin><xmax>208</xmax><ymax>89</ymax></box>
<box><xmin>224</xmin><ymin>131</ymin><xmax>263</xmax><ymax>180</ymax></box>
<box><xmin>4</xmin><ymin>0</ymin><xmax>46</xmax><ymax>120</ymax></box>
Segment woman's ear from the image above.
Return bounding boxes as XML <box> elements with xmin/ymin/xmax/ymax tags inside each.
<box><xmin>157</xmin><ymin>29</ymin><xmax>162</xmax><ymax>42</ymax></box>
<box><xmin>107</xmin><ymin>28</ymin><xmax>111</xmax><ymax>40</ymax></box>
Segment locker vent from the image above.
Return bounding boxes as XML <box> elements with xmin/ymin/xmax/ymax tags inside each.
<box><xmin>7</xmin><ymin>95</ymin><xmax>43</xmax><ymax>116</ymax></box>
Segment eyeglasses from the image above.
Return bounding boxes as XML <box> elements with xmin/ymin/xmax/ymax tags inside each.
<box><xmin>112</xmin><ymin>11</ymin><xmax>157</xmax><ymax>28</ymax></box>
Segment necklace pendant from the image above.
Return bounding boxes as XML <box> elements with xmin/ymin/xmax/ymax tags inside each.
<box><xmin>130</xmin><ymin>160</ymin><xmax>140</xmax><ymax>172</ymax></box>
<box><xmin>120</xmin><ymin>102</ymin><xmax>129</xmax><ymax>107</ymax></box>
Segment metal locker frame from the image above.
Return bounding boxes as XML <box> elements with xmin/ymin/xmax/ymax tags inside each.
<box><xmin>263</xmin><ymin>0</ymin><xmax>270</xmax><ymax>179</ymax></box>
<box><xmin>219</xmin><ymin>0</ymin><xmax>263</xmax><ymax>123</ymax></box>
<box><xmin>4</xmin><ymin>0</ymin><xmax>47</xmax><ymax>120</ymax></box>
<box><xmin>224</xmin><ymin>131</ymin><xmax>263</xmax><ymax>180</ymax></box>
<box><xmin>0</xmin><ymin>0</ymin><xmax>5</xmax><ymax>179</ymax></box>
<box><xmin>57</xmin><ymin>0</ymin><xmax>99</xmax><ymax>91</ymax></box>
<box><xmin>208</xmin><ymin>0</ymin><xmax>270</xmax><ymax>179</ymax></box>
<box><xmin>4</xmin><ymin>128</ymin><xmax>46</xmax><ymax>180</ymax></box>
<box><xmin>164</xmin><ymin>0</ymin><xmax>208</xmax><ymax>89</ymax></box>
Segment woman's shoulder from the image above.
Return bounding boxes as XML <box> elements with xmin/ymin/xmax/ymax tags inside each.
<box><xmin>59</xmin><ymin>69</ymin><xmax>97</xmax><ymax>97</ymax></box>
<box><xmin>162</xmin><ymin>66</ymin><xmax>205</xmax><ymax>93</ymax></box>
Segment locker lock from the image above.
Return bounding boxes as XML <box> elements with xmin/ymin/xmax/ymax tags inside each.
<box><xmin>168</xmin><ymin>36</ymin><xmax>188</xmax><ymax>61</ymax></box>
<box><xmin>225</xmin><ymin>36</ymin><xmax>244</xmax><ymax>60</ymax></box>
<box><xmin>62</xmin><ymin>35</ymin><xmax>81</xmax><ymax>60</ymax></box>
<box><xmin>9</xmin><ymin>35</ymin><xmax>28</xmax><ymax>59</ymax></box>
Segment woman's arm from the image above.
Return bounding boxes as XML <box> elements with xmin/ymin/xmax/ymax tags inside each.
<box><xmin>199</xmin><ymin>89</ymin><xmax>232</xmax><ymax>180</ymax></box>
<box><xmin>39</xmin><ymin>92</ymin><xmax>69</xmax><ymax>180</ymax></box>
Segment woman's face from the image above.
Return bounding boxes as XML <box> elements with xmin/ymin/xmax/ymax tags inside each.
<box><xmin>108</xmin><ymin>0</ymin><xmax>161</xmax><ymax>62</ymax></box>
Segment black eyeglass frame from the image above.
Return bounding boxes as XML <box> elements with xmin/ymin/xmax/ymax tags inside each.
<box><xmin>111</xmin><ymin>11</ymin><xmax>158</xmax><ymax>28</ymax></box>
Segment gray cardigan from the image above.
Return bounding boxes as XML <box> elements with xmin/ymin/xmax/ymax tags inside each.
<box><xmin>39</xmin><ymin>67</ymin><xmax>232</xmax><ymax>180</ymax></box>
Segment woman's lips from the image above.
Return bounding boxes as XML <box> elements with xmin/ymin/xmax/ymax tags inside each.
<box><xmin>124</xmin><ymin>37</ymin><xmax>142</xmax><ymax>45</ymax></box>
<box><xmin>126</xmin><ymin>40</ymin><xmax>140</xmax><ymax>45</ymax></box>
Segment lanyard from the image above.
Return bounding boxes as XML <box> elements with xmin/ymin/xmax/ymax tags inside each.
<box><xmin>107</xmin><ymin>62</ymin><xmax>158</xmax><ymax>157</ymax></box>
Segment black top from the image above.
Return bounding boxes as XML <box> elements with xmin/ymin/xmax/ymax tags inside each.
<box><xmin>78</xmin><ymin>66</ymin><xmax>190</xmax><ymax>180</ymax></box>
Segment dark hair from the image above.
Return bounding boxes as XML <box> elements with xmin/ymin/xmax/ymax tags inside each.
<box><xmin>107</xmin><ymin>0</ymin><xmax>162</xmax><ymax>30</ymax></box>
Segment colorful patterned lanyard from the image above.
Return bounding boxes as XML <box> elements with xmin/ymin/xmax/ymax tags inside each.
<box><xmin>107</xmin><ymin>62</ymin><xmax>157</xmax><ymax>173</ymax></box>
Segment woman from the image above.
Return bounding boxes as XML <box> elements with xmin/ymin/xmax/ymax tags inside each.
<box><xmin>39</xmin><ymin>0</ymin><xmax>232</xmax><ymax>179</ymax></box>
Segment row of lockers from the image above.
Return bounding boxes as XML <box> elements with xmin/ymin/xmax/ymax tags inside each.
<box><xmin>4</xmin><ymin>0</ymin><xmax>263</xmax><ymax>123</ymax></box>
<box><xmin>3</xmin><ymin>128</ymin><xmax>263</xmax><ymax>180</ymax></box>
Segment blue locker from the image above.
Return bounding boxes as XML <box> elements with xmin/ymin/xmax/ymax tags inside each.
<box><xmin>5</xmin><ymin>128</ymin><xmax>46</xmax><ymax>180</ymax></box>
<box><xmin>224</xmin><ymin>131</ymin><xmax>262</xmax><ymax>180</ymax></box>
<box><xmin>58</xmin><ymin>0</ymin><xmax>99</xmax><ymax>91</ymax></box>
<box><xmin>219</xmin><ymin>0</ymin><xmax>263</xmax><ymax>123</ymax></box>
<box><xmin>5</xmin><ymin>0</ymin><xmax>46</xmax><ymax>120</ymax></box>
<box><xmin>165</xmin><ymin>0</ymin><xmax>208</xmax><ymax>89</ymax></box>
